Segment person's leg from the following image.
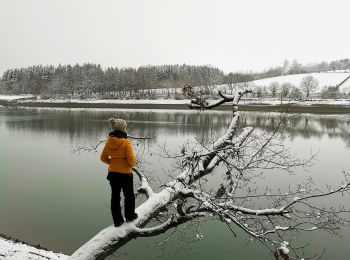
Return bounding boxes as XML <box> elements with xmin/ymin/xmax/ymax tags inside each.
<box><xmin>121</xmin><ymin>174</ymin><xmax>137</xmax><ymax>221</ymax></box>
<box><xmin>109</xmin><ymin>174</ymin><xmax>124</xmax><ymax>226</ymax></box>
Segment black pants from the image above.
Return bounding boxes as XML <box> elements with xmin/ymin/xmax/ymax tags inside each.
<box><xmin>107</xmin><ymin>172</ymin><xmax>135</xmax><ymax>224</ymax></box>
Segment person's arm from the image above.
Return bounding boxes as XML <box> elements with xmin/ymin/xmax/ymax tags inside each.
<box><xmin>100</xmin><ymin>143</ymin><xmax>110</xmax><ymax>165</ymax></box>
<box><xmin>125</xmin><ymin>139</ymin><xmax>136</xmax><ymax>167</ymax></box>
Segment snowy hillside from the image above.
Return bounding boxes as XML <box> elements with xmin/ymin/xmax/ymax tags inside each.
<box><xmin>249</xmin><ymin>72</ymin><xmax>350</xmax><ymax>94</ymax></box>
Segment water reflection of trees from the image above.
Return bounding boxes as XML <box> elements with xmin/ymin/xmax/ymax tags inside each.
<box><xmin>3</xmin><ymin>108</ymin><xmax>350</xmax><ymax>146</ymax></box>
<box><xmin>2</xmin><ymin>108</ymin><xmax>232</xmax><ymax>145</ymax></box>
<box><xmin>240</xmin><ymin>112</ymin><xmax>350</xmax><ymax>146</ymax></box>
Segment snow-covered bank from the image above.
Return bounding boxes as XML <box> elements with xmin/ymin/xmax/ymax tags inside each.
<box><xmin>241</xmin><ymin>98</ymin><xmax>350</xmax><ymax>106</ymax></box>
<box><xmin>25</xmin><ymin>98</ymin><xmax>190</xmax><ymax>105</ymax></box>
<box><xmin>12</xmin><ymin>97</ymin><xmax>350</xmax><ymax>107</ymax></box>
<box><xmin>1</xmin><ymin>96</ymin><xmax>350</xmax><ymax>113</ymax></box>
<box><xmin>0</xmin><ymin>95</ymin><xmax>35</xmax><ymax>101</ymax></box>
<box><xmin>0</xmin><ymin>236</ymin><xmax>66</xmax><ymax>260</ymax></box>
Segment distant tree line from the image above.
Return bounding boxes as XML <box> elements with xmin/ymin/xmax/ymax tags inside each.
<box><xmin>0</xmin><ymin>58</ymin><xmax>349</xmax><ymax>99</ymax></box>
<box><xmin>0</xmin><ymin>64</ymin><xmax>226</xmax><ymax>98</ymax></box>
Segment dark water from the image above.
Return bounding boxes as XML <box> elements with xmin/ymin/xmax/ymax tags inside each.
<box><xmin>1</xmin><ymin>107</ymin><xmax>350</xmax><ymax>259</ymax></box>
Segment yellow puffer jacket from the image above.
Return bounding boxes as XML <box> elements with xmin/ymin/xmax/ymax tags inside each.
<box><xmin>100</xmin><ymin>136</ymin><xmax>136</xmax><ymax>174</ymax></box>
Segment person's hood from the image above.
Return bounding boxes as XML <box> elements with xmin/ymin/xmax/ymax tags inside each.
<box><xmin>106</xmin><ymin>136</ymin><xmax>124</xmax><ymax>149</ymax></box>
<box><xmin>106</xmin><ymin>130</ymin><xmax>128</xmax><ymax>149</ymax></box>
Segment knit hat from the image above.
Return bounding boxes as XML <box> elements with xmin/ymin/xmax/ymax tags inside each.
<box><xmin>108</xmin><ymin>118</ymin><xmax>127</xmax><ymax>132</ymax></box>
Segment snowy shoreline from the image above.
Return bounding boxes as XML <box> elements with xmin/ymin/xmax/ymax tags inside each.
<box><xmin>0</xmin><ymin>235</ymin><xmax>66</xmax><ymax>260</ymax></box>
<box><xmin>1</xmin><ymin>95</ymin><xmax>350</xmax><ymax>113</ymax></box>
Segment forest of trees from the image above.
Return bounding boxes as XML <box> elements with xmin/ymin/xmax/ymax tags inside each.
<box><xmin>0</xmin><ymin>59</ymin><xmax>349</xmax><ymax>99</ymax></box>
<box><xmin>0</xmin><ymin>64</ymin><xmax>226</xmax><ymax>98</ymax></box>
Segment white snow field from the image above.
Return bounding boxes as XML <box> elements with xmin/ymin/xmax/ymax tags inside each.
<box><xmin>248</xmin><ymin>71</ymin><xmax>350</xmax><ymax>94</ymax></box>
<box><xmin>0</xmin><ymin>237</ymin><xmax>66</xmax><ymax>260</ymax></box>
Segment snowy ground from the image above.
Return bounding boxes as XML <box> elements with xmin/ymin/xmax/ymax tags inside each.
<box><xmin>0</xmin><ymin>237</ymin><xmax>66</xmax><ymax>260</ymax></box>
<box><xmin>253</xmin><ymin>72</ymin><xmax>350</xmax><ymax>97</ymax></box>
<box><xmin>0</xmin><ymin>95</ymin><xmax>34</xmax><ymax>101</ymax></box>
<box><xmin>32</xmin><ymin>97</ymin><xmax>191</xmax><ymax>104</ymax></box>
<box><xmin>240</xmin><ymin>98</ymin><xmax>350</xmax><ymax>106</ymax></box>
<box><xmin>20</xmin><ymin>97</ymin><xmax>350</xmax><ymax>106</ymax></box>
<box><xmin>251</xmin><ymin>71</ymin><xmax>350</xmax><ymax>91</ymax></box>
<box><xmin>1</xmin><ymin>95</ymin><xmax>350</xmax><ymax>108</ymax></box>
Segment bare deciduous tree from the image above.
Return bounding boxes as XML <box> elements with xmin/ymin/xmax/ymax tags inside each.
<box><xmin>269</xmin><ymin>82</ymin><xmax>280</xmax><ymax>98</ymax></box>
<box><xmin>289</xmin><ymin>86</ymin><xmax>303</xmax><ymax>100</ymax></box>
<box><xmin>280</xmin><ymin>82</ymin><xmax>292</xmax><ymax>98</ymax></box>
<box><xmin>300</xmin><ymin>76</ymin><xmax>319</xmax><ymax>99</ymax></box>
<box><xmin>69</xmin><ymin>88</ymin><xmax>350</xmax><ymax>260</ymax></box>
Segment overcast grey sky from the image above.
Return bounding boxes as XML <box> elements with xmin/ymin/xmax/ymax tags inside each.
<box><xmin>0</xmin><ymin>0</ymin><xmax>349</xmax><ymax>74</ymax></box>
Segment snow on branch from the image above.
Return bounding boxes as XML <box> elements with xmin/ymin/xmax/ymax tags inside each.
<box><xmin>133</xmin><ymin>212</ymin><xmax>204</xmax><ymax>237</ymax></box>
<box><xmin>182</xmin><ymin>83</ymin><xmax>252</xmax><ymax>110</ymax></box>
<box><xmin>133</xmin><ymin>167</ymin><xmax>155</xmax><ymax>198</ymax></box>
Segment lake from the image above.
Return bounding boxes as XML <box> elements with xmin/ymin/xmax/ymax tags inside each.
<box><xmin>1</xmin><ymin>106</ymin><xmax>350</xmax><ymax>259</ymax></box>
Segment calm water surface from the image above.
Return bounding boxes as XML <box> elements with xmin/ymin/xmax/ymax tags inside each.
<box><xmin>1</xmin><ymin>107</ymin><xmax>350</xmax><ymax>259</ymax></box>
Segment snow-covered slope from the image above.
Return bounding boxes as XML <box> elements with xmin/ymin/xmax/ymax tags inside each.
<box><xmin>250</xmin><ymin>72</ymin><xmax>350</xmax><ymax>93</ymax></box>
<box><xmin>0</xmin><ymin>237</ymin><xmax>66</xmax><ymax>260</ymax></box>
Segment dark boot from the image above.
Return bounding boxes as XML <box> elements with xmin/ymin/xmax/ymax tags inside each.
<box><xmin>126</xmin><ymin>213</ymin><xmax>138</xmax><ymax>222</ymax></box>
<box><xmin>114</xmin><ymin>219</ymin><xmax>124</xmax><ymax>227</ymax></box>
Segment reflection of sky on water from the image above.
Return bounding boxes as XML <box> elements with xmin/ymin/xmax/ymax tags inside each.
<box><xmin>1</xmin><ymin>107</ymin><xmax>350</xmax><ymax>259</ymax></box>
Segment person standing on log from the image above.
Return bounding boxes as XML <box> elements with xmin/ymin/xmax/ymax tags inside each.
<box><xmin>100</xmin><ymin>118</ymin><xmax>138</xmax><ymax>227</ymax></box>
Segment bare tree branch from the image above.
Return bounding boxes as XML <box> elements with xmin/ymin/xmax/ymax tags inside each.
<box><xmin>133</xmin><ymin>167</ymin><xmax>154</xmax><ymax>198</ymax></box>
